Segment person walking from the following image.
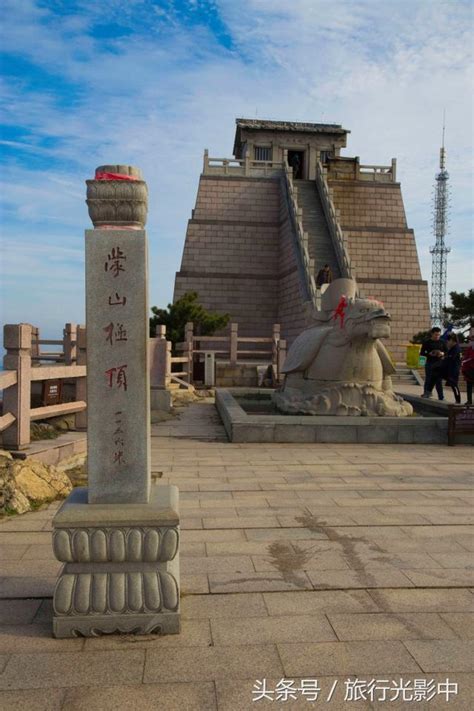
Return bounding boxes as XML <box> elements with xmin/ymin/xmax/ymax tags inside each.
<box><xmin>443</xmin><ymin>333</ymin><xmax>461</xmax><ymax>403</ymax></box>
<box><xmin>420</xmin><ymin>326</ymin><xmax>447</xmax><ymax>400</ymax></box>
<box><xmin>461</xmin><ymin>327</ymin><xmax>474</xmax><ymax>405</ymax></box>
<box><xmin>316</xmin><ymin>264</ymin><xmax>333</xmax><ymax>289</ymax></box>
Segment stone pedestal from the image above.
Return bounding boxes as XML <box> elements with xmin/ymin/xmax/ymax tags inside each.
<box><xmin>52</xmin><ymin>486</ymin><xmax>180</xmax><ymax>638</ymax></box>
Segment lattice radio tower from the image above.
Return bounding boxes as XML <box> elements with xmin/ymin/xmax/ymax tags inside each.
<box><xmin>430</xmin><ymin>118</ymin><xmax>450</xmax><ymax>326</ymax></box>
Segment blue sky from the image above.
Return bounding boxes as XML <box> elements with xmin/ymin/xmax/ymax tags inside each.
<box><xmin>1</xmin><ymin>0</ymin><xmax>473</xmax><ymax>339</ymax></box>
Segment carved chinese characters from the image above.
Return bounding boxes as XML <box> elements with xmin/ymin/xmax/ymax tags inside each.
<box><xmin>85</xmin><ymin>229</ymin><xmax>150</xmax><ymax>504</ymax></box>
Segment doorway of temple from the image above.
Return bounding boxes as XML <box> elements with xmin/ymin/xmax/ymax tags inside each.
<box><xmin>287</xmin><ymin>150</ymin><xmax>305</xmax><ymax>179</ymax></box>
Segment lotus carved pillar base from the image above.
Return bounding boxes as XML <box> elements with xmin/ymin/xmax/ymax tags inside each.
<box><xmin>51</xmin><ymin>486</ymin><xmax>180</xmax><ymax>638</ymax></box>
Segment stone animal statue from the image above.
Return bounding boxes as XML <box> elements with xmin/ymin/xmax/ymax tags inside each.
<box><xmin>273</xmin><ymin>278</ymin><xmax>413</xmax><ymax>417</ymax></box>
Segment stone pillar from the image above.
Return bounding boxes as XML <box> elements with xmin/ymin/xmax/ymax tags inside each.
<box><xmin>272</xmin><ymin>323</ymin><xmax>280</xmax><ymax>374</ymax></box>
<box><xmin>230</xmin><ymin>323</ymin><xmax>238</xmax><ymax>366</ymax></box>
<box><xmin>63</xmin><ymin>323</ymin><xmax>77</xmax><ymax>365</ymax></box>
<box><xmin>52</xmin><ymin>165</ymin><xmax>180</xmax><ymax>638</ymax></box>
<box><xmin>149</xmin><ymin>325</ymin><xmax>172</xmax><ymax>411</ymax></box>
<box><xmin>2</xmin><ymin>324</ymin><xmax>32</xmax><ymax>449</ymax></box>
<box><xmin>184</xmin><ymin>321</ymin><xmax>194</xmax><ymax>383</ymax></box>
<box><xmin>277</xmin><ymin>339</ymin><xmax>287</xmax><ymax>384</ymax></box>
<box><xmin>31</xmin><ymin>326</ymin><xmax>40</xmax><ymax>359</ymax></box>
<box><xmin>75</xmin><ymin>325</ymin><xmax>87</xmax><ymax>430</ymax></box>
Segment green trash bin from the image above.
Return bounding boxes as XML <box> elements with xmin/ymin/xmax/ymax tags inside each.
<box><xmin>406</xmin><ymin>343</ymin><xmax>421</xmax><ymax>368</ymax></box>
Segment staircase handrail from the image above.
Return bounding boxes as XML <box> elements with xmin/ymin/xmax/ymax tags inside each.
<box><xmin>315</xmin><ymin>160</ymin><xmax>352</xmax><ymax>279</ymax></box>
<box><xmin>283</xmin><ymin>167</ymin><xmax>318</xmax><ymax>307</ymax></box>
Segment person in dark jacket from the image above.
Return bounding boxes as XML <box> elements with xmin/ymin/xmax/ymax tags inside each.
<box><xmin>443</xmin><ymin>333</ymin><xmax>461</xmax><ymax>403</ymax></box>
<box><xmin>316</xmin><ymin>264</ymin><xmax>333</xmax><ymax>289</ymax></box>
<box><xmin>420</xmin><ymin>326</ymin><xmax>448</xmax><ymax>399</ymax></box>
<box><xmin>461</xmin><ymin>327</ymin><xmax>474</xmax><ymax>405</ymax></box>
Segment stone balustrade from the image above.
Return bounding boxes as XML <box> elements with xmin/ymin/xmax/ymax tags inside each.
<box><xmin>203</xmin><ymin>149</ymin><xmax>286</xmax><ymax>177</ymax></box>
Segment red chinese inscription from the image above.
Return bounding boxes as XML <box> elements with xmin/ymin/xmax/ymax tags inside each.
<box><xmin>103</xmin><ymin>322</ymin><xmax>128</xmax><ymax>345</ymax></box>
<box><xmin>105</xmin><ymin>364</ymin><xmax>128</xmax><ymax>391</ymax></box>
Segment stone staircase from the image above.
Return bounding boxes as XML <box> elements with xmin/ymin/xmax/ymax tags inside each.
<box><xmin>294</xmin><ymin>179</ymin><xmax>341</xmax><ymax>281</ymax></box>
<box><xmin>392</xmin><ymin>364</ymin><xmax>420</xmax><ymax>385</ymax></box>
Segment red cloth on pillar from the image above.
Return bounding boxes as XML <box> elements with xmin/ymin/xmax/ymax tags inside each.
<box><xmin>94</xmin><ymin>171</ymin><xmax>139</xmax><ymax>181</ymax></box>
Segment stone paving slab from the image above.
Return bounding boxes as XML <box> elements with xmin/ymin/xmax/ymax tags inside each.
<box><xmin>404</xmin><ymin>640</ymin><xmax>474</xmax><ymax>672</ymax></box>
<box><xmin>210</xmin><ymin>613</ymin><xmax>337</xmax><ymax>645</ymax></box>
<box><xmin>0</xmin><ymin>400</ymin><xmax>472</xmax><ymax>706</ymax></box>
<box><xmin>277</xmin><ymin>640</ymin><xmax>421</xmax><ymax>675</ymax></box>
<box><xmin>62</xmin><ymin>682</ymin><xmax>218</xmax><ymax>711</ymax></box>
<box><xmin>0</xmin><ymin>545</ymin><xmax>28</xmax><ymax>560</ymax></box>
<box><xmin>306</xmin><ymin>568</ymin><xmax>414</xmax><ymax>590</ymax></box>
<box><xmin>326</xmin><ymin>612</ymin><xmax>458</xmax><ymax>641</ymax></box>
<box><xmin>215</xmin><ymin>677</ymin><xmax>372</xmax><ymax>711</ymax></box>
<box><xmin>181</xmin><ymin>592</ymin><xmax>268</xmax><ymax>619</ymax></box>
<box><xmin>209</xmin><ymin>570</ymin><xmax>313</xmax><ymax>593</ymax></box>
<box><xmin>263</xmin><ymin>590</ymin><xmax>379</xmax><ymax>615</ymax></box>
<box><xmin>143</xmin><ymin>644</ymin><xmax>284</xmax><ymax>683</ymax></box>
<box><xmin>440</xmin><ymin>613</ymin><xmax>474</xmax><ymax>639</ymax></box>
<box><xmin>0</xmin><ymin>623</ymin><xmax>85</xmax><ymax>653</ymax></box>
<box><xmin>0</xmin><ymin>650</ymin><xmax>146</xmax><ymax>690</ymax></box>
<box><xmin>0</xmin><ymin>600</ymin><xmax>42</xmax><ymax>625</ymax></box>
<box><xmin>0</xmin><ymin>688</ymin><xmax>65</xmax><ymax>711</ymax></box>
<box><xmin>368</xmin><ymin>588</ymin><xmax>474</xmax><ymax>612</ymax></box>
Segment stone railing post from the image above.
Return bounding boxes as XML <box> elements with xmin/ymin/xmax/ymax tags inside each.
<box><xmin>31</xmin><ymin>325</ymin><xmax>40</xmax><ymax>359</ymax></box>
<box><xmin>272</xmin><ymin>323</ymin><xmax>281</xmax><ymax>371</ymax></box>
<box><xmin>277</xmin><ymin>338</ymin><xmax>287</xmax><ymax>383</ymax></box>
<box><xmin>63</xmin><ymin>322</ymin><xmax>77</xmax><ymax>365</ymax></box>
<box><xmin>149</xmin><ymin>325</ymin><xmax>172</xmax><ymax>409</ymax></box>
<box><xmin>2</xmin><ymin>323</ymin><xmax>32</xmax><ymax>449</ymax></box>
<box><xmin>52</xmin><ymin>165</ymin><xmax>180</xmax><ymax>639</ymax></box>
<box><xmin>75</xmin><ymin>325</ymin><xmax>87</xmax><ymax>430</ymax></box>
<box><xmin>184</xmin><ymin>321</ymin><xmax>194</xmax><ymax>382</ymax></box>
<box><xmin>230</xmin><ymin>323</ymin><xmax>238</xmax><ymax>365</ymax></box>
<box><xmin>391</xmin><ymin>158</ymin><xmax>397</xmax><ymax>182</ymax></box>
<box><xmin>355</xmin><ymin>156</ymin><xmax>360</xmax><ymax>180</ymax></box>
<box><xmin>244</xmin><ymin>152</ymin><xmax>250</xmax><ymax>176</ymax></box>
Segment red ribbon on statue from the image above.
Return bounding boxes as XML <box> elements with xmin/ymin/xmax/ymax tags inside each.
<box><xmin>333</xmin><ymin>295</ymin><xmax>347</xmax><ymax>329</ymax></box>
<box><xmin>94</xmin><ymin>171</ymin><xmax>139</xmax><ymax>181</ymax></box>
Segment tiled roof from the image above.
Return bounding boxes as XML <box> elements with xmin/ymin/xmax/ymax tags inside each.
<box><xmin>235</xmin><ymin>118</ymin><xmax>348</xmax><ymax>134</ymax></box>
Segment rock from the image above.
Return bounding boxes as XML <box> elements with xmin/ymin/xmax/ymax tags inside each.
<box><xmin>48</xmin><ymin>415</ymin><xmax>76</xmax><ymax>431</ymax></box>
<box><xmin>30</xmin><ymin>422</ymin><xmax>58</xmax><ymax>441</ymax></box>
<box><xmin>0</xmin><ymin>453</ymin><xmax>73</xmax><ymax>516</ymax></box>
<box><xmin>171</xmin><ymin>388</ymin><xmax>214</xmax><ymax>407</ymax></box>
<box><xmin>57</xmin><ymin>454</ymin><xmax>88</xmax><ymax>487</ymax></box>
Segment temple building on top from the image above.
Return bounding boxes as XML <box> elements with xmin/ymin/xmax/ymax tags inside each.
<box><xmin>173</xmin><ymin>118</ymin><xmax>430</xmax><ymax>362</ymax></box>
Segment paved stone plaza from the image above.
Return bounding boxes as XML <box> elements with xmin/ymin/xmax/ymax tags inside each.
<box><xmin>0</xmin><ymin>400</ymin><xmax>473</xmax><ymax>709</ymax></box>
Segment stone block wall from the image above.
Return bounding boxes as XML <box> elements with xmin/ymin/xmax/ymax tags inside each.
<box><xmin>331</xmin><ymin>182</ymin><xmax>408</xmax><ymax>229</ymax></box>
<box><xmin>216</xmin><ymin>363</ymin><xmax>259</xmax><ymax>387</ymax></box>
<box><xmin>329</xmin><ymin>180</ymin><xmax>430</xmax><ymax>361</ymax></box>
<box><xmin>174</xmin><ymin>175</ymin><xmax>280</xmax><ymax>336</ymax></box>
<box><xmin>174</xmin><ymin>170</ymin><xmax>430</xmax><ymax>362</ymax></box>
